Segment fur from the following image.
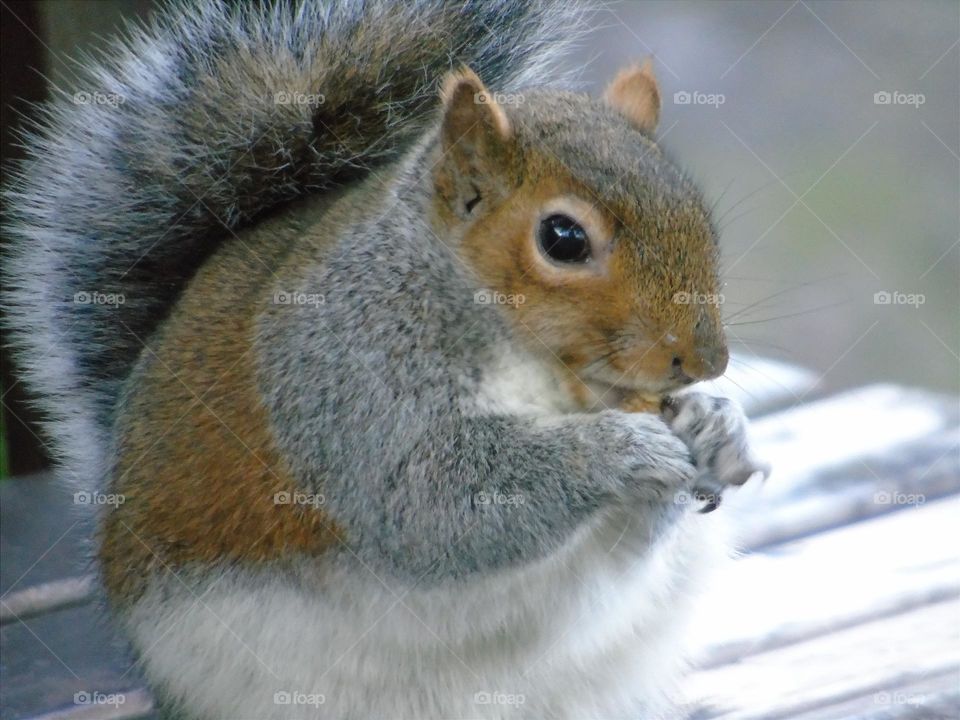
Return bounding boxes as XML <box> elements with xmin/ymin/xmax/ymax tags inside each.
<box><xmin>101</xmin><ymin>125</ymin><xmax>762</xmax><ymax>719</ymax></box>
<box><xmin>1</xmin><ymin>1</ymin><xmax>769</xmax><ymax>718</ymax></box>
<box><xmin>2</xmin><ymin>0</ymin><xmax>589</xmax><ymax>486</ymax></box>
<box><xmin>126</xmin><ymin>507</ymin><xmax>729</xmax><ymax>720</ymax></box>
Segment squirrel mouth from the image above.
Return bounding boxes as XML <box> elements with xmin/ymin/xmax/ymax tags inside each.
<box><xmin>578</xmin><ymin>374</ymin><xmax>662</xmax><ymax>402</ymax></box>
<box><xmin>577</xmin><ymin>371</ymin><xmax>692</xmax><ymax>403</ymax></box>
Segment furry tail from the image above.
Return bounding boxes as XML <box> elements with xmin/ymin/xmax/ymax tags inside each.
<box><xmin>2</xmin><ymin>0</ymin><xmax>588</xmax><ymax>480</ymax></box>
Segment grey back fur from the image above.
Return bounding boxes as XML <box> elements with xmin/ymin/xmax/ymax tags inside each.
<box><xmin>1</xmin><ymin>0</ymin><xmax>589</xmax><ymax>481</ymax></box>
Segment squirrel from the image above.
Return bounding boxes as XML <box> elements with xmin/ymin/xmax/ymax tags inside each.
<box><xmin>2</xmin><ymin>0</ymin><xmax>768</xmax><ymax>718</ymax></box>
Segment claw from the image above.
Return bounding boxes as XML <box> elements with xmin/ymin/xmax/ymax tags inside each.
<box><xmin>696</xmin><ymin>494</ymin><xmax>720</xmax><ymax>513</ymax></box>
<box><xmin>693</xmin><ymin>485</ymin><xmax>722</xmax><ymax>513</ymax></box>
<box><xmin>660</xmin><ymin>394</ymin><xmax>679</xmax><ymax>422</ymax></box>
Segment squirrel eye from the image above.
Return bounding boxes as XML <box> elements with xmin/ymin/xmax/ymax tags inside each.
<box><xmin>538</xmin><ymin>214</ymin><xmax>590</xmax><ymax>263</ymax></box>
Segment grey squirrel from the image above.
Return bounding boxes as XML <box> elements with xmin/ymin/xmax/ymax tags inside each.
<box><xmin>2</xmin><ymin>1</ymin><xmax>768</xmax><ymax>718</ymax></box>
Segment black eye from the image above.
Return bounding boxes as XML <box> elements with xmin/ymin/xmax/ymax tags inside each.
<box><xmin>538</xmin><ymin>214</ymin><xmax>590</xmax><ymax>263</ymax></box>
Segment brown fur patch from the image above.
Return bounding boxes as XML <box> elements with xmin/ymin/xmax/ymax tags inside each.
<box><xmin>452</xmin><ymin>133</ymin><xmax>725</xmax><ymax>402</ymax></box>
<box><xmin>100</xmin><ymin>204</ymin><xmax>341</xmax><ymax>605</ymax></box>
<box><xmin>456</xmin><ymin>173</ymin><xmax>651</xmax><ymax>387</ymax></box>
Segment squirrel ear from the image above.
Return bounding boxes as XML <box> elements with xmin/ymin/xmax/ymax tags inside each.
<box><xmin>440</xmin><ymin>68</ymin><xmax>512</xmax><ymax>150</ymax></box>
<box><xmin>603</xmin><ymin>59</ymin><xmax>661</xmax><ymax>134</ymax></box>
<box><xmin>435</xmin><ymin>68</ymin><xmax>513</xmax><ymax>219</ymax></box>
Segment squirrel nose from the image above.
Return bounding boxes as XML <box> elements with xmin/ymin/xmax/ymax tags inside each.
<box><xmin>671</xmin><ymin>345</ymin><xmax>728</xmax><ymax>382</ymax></box>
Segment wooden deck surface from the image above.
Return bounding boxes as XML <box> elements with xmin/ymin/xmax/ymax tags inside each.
<box><xmin>1</xmin><ymin>356</ymin><xmax>957</xmax><ymax>719</ymax></box>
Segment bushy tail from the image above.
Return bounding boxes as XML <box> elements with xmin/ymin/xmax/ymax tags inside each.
<box><xmin>2</xmin><ymin>0</ymin><xmax>589</xmax><ymax>480</ymax></box>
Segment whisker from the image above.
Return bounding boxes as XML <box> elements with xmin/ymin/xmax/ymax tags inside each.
<box><xmin>723</xmin><ymin>274</ymin><xmax>848</xmax><ymax>323</ymax></box>
<box><xmin>582</xmin><ymin>347</ymin><xmax>621</xmax><ymax>375</ymax></box>
<box><xmin>709</xmin><ymin>178</ymin><xmax>738</xmax><ymax>218</ymax></box>
<box><xmin>713</xmin><ymin>371</ymin><xmax>761</xmax><ymax>404</ymax></box>
<box><xmin>712</xmin><ymin>176</ymin><xmax>785</xmax><ymax>225</ymax></box>
<box><xmin>727</xmin><ymin>338</ymin><xmax>793</xmax><ymax>354</ymax></box>
<box><xmin>717</xmin><ymin>205</ymin><xmax>764</xmax><ymax>232</ymax></box>
<box><xmin>725</xmin><ymin>299</ymin><xmax>850</xmax><ymax>327</ymax></box>
<box><xmin>725</xmin><ymin>356</ymin><xmax>802</xmax><ymax>400</ymax></box>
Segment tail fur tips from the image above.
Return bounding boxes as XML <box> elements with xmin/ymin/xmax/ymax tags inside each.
<box><xmin>1</xmin><ymin>0</ymin><xmax>590</xmax><ymax>480</ymax></box>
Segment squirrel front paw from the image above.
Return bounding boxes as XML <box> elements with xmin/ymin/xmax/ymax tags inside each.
<box><xmin>591</xmin><ymin>411</ymin><xmax>698</xmax><ymax>504</ymax></box>
<box><xmin>662</xmin><ymin>393</ymin><xmax>769</xmax><ymax>512</ymax></box>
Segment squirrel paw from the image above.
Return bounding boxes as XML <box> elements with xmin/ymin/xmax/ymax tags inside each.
<box><xmin>594</xmin><ymin>411</ymin><xmax>698</xmax><ymax>504</ymax></box>
<box><xmin>662</xmin><ymin>393</ymin><xmax>769</xmax><ymax>513</ymax></box>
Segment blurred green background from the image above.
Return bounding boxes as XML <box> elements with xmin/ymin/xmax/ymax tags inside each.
<box><xmin>1</xmin><ymin>0</ymin><xmax>957</xmax><ymax>476</ymax></box>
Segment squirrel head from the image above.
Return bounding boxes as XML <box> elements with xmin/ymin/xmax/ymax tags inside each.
<box><xmin>431</xmin><ymin>63</ymin><xmax>727</xmax><ymax>402</ymax></box>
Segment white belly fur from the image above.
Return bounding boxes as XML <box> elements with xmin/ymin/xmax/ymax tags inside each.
<box><xmin>125</xmin><ymin>509</ymin><xmax>729</xmax><ymax>719</ymax></box>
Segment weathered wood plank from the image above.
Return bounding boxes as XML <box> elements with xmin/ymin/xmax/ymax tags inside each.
<box><xmin>688</xmin><ymin>496</ymin><xmax>960</xmax><ymax>668</ymax></box>
<box><xmin>679</xmin><ymin>385</ymin><xmax>959</xmax><ymax>717</ymax></box>
<box><xmin>1</xmin><ymin>577</ymin><xmax>95</xmax><ymax>625</ymax></box>
<box><xmin>27</xmin><ymin>689</ymin><xmax>155</xmax><ymax>720</ymax></box>
<box><xmin>0</xmin><ymin>476</ymin><xmax>150</xmax><ymax>720</ymax></box>
<box><xmin>728</xmin><ymin>383</ymin><xmax>959</xmax><ymax>549</ymax></box>
<box><xmin>684</xmin><ymin>598</ymin><xmax>960</xmax><ymax>719</ymax></box>
<box><xmin>0</xmin><ymin>472</ymin><xmax>95</xmax><ymax>596</ymax></box>
<box><xmin>0</xmin><ymin>600</ymin><xmax>151</xmax><ymax>720</ymax></box>
<box><xmin>783</xmin><ymin>672</ymin><xmax>959</xmax><ymax>720</ymax></box>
